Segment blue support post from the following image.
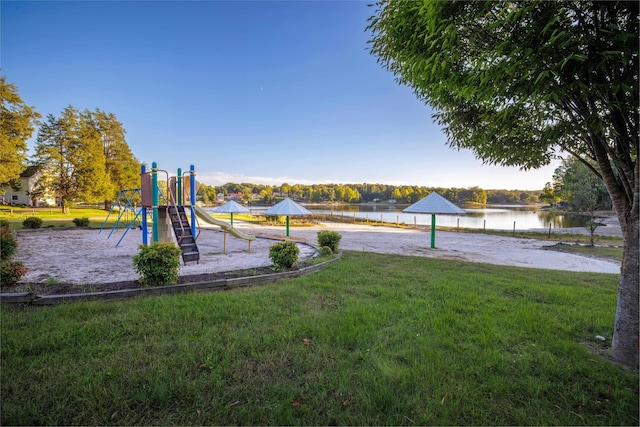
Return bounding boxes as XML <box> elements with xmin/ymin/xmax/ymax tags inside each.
<box><xmin>190</xmin><ymin>165</ymin><xmax>196</xmax><ymax>238</ymax></box>
<box><xmin>177</xmin><ymin>168</ymin><xmax>182</xmax><ymax>206</ymax></box>
<box><xmin>141</xmin><ymin>165</ymin><xmax>148</xmax><ymax>245</ymax></box>
<box><xmin>152</xmin><ymin>162</ymin><xmax>159</xmax><ymax>243</ymax></box>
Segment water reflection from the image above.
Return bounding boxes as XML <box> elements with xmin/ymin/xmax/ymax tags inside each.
<box><xmin>305</xmin><ymin>204</ymin><xmax>588</xmax><ymax>231</ymax></box>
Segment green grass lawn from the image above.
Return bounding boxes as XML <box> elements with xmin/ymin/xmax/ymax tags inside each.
<box><xmin>1</xmin><ymin>252</ymin><xmax>637</xmax><ymax>426</ymax></box>
<box><xmin>0</xmin><ymin>206</ymin><xmax>115</xmax><ymax>230</ymax></box>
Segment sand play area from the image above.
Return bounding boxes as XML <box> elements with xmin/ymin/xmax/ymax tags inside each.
<box><xmin>12</xmin><ymin>218</ymin><xmax>622</xmax><ymax>288</ymax></box>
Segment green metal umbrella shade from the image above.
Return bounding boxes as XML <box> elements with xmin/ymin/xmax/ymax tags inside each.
<box><xmin>403</xmin><ymin>192</ymin><xmax>466</xmax><ymax>248</ymax></box>
<box><xmin>213</xmin><ymin>200</ymin><xmax>250</xmax><ymax>225</ymax></box>
<box><xmin>264</xmin><ymin>198</ymin><xmax>312</xmax><ymax>236</ymax></box>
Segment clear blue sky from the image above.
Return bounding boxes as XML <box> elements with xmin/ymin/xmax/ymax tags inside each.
<box><xmin>2</xmin><ymin>0</ymin><xmax>559</xmax><ymax>190</ymax></box>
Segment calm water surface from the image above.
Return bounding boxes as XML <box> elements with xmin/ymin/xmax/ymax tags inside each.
<box><xmin>244</xmin><ymin>204</ymin><xmax>589</xmax><ymax>231</ymax></box>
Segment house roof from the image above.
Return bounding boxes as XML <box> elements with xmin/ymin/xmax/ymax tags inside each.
<box><xmin>19</xmin><ymin>165</ymin><xmax>43</xmax><ymax>178</ymax></box>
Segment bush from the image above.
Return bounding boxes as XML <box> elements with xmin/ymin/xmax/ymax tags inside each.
<box><xmin>269</xmin><ymin>240</ymin><xmax>299</xmax><ymax>270</ymax></box>
<box><xmin>319</xmin><ymin>246</ymin><xmax>333</xmax><ymax>257</ymax></box>
<box><xmin>0</xmin><ymin>229</ymin><xmax>17</xmax><ymax>261</ymax></box>
<box><xmin>265</xmin><ymin>215</ymin><xmax>284</xmax><ymax>224</ymax></box>
<box><xmin>317</xmin><ymin>231</ymin><xmax>341</xmax><ymax>252</ymax></box>
<box><xmin>132</xmin><ymin>242</ymin><xmax>182</xmax><ymax>287</ymax></box>
<box><xmin>0</xmin><ymin>261</ymin><xmax>28</xmax><ymax>288</ymax></box>
<box><xmin>72</xmin><ymin>217</ymin><xmax>90</xmax><ymax>227</ymax></box>
<box><xmin>22</xmin><ymin>216</ymin><xmax>42</xmax><ymax>229</ymax></box>
<box><xmin>0</xmin><ymin>219</ymin><xmax>9</xmax><ymax>230</ymax></box>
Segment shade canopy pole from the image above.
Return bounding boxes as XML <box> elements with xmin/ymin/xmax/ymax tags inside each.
<box><xmin>286</xmin><ymin>216</ymin><xmax>290</xmax><ymax>237</ymax></box>
<box><xmin>431</xmin><ymin>214</ymin><xmax>436</xmax><ymax>248</ymax></box>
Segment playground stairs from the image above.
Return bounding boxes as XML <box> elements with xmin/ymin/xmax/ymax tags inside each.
<box><xmin>167</xmin><ymin>206</ymin><xmax>200</xmax><ymax>264</ymax></box>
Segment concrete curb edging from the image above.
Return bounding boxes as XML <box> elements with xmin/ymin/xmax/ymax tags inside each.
<box><xmin>0</xmin><ymin>252</ymin><xmax>342</xmax><ymax>306</ymax></box>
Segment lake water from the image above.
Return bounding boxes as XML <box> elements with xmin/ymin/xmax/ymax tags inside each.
<box><xmin>241</xmin><ymin>204</ymin><xmax>589</xmax><ymax>231</ymax></box>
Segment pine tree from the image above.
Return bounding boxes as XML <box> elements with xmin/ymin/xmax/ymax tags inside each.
<box><xmin>32</xmin><ymin>106</ymin><xmax>110</xmax><ymax>212</ymax></box>
<box><xmin>85</xmin><ymin>109</ymin><xmax>139</xmax><ymax>209</ymax></box>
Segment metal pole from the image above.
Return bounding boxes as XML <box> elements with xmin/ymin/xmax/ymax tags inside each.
<box><xmin>430</xmin><ymin>214</ymin><xmax>436</xmax><ymax>248</ymax></box>
<box><xmin>286</xmin><ymin>216</ymin><xmax>290</xmax><ymax>236</ymax></box>
<box><xmin>190</xmin><ymin>165</ymin><xmax>196</xmax><ymax>238</ymax></box>
<box><xmin>141</xmin><ymin>165</ymin><xmax>148</xmax><ymax>245</ymax></box>
<box><xmin>230</xmin><ymin>212</ymin><xmax>234</xmax><ymax>226</ymax></box>
<box><xmin>152</xmin><ymin>162</ymin><xmax>159</xmax><ymax>243</ymax></box>
<box><xmin>177</xmin><ymin>168</ymin><xmax>182</xmax><ymax>206</ymax></box>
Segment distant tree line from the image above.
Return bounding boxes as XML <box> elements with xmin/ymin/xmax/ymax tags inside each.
<box><xmin>197</xmin><ymin>182</ymin><xmax>542</xmax><ymax>205</ymax></box>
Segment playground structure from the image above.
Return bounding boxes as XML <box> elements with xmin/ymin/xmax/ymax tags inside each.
<box><xmin>101</xmin><ymin>162</ymin><xmax>255</xmax><ymax>263</ymax></box>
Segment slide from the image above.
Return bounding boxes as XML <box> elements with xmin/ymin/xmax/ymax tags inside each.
<box><xmin>194</xmin><ymin>206</ymin><xmax>256</xmax><ymax>241</ymax></box>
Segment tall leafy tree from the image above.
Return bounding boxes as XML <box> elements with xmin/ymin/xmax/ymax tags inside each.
<box><xmin>368</xmin><ymin>1</ymin><xmax>638</xmax><ymax>367</ymax></box>
<box><xmin>85</xmin><ymin>109</ymin><xmax>139</xmax><ymax>209</ymax></box>
<box><xmin>32</xmin><ymin>106</ymin><xmax>110</xmax><ymax>212</ymax></box>
<box><xmin>554</xmin><ymin>157</ymin><xmax>613</xmax><ymax>245</ymax></box>
<box><xmin>0</xmin><ymin>76</ymin><xmax>41</xmax><ymax>190</ymax></box>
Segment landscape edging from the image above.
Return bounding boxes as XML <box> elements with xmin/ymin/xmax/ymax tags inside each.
<box><xmin>0</xmin><ymin>252</ymin><xmax>342</xmax><ymax>306</ymax></box>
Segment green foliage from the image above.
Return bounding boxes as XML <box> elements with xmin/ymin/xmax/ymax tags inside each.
<box><xmin>22</xmin><ymin>216</ymin><xmax>42</xmax><ymax>229</ymax></box>
<box><xmin>72</xmin><ymin>217</ymin><xmax>90</xmax><ymax>227</ymax></box>
<box><xmin>31</xmin><ymin>106</ymin><xmax>138</xmax><ymax>209</ymax></box>
<box><xmin>553</xmin><ymin>157</ymin><xmax>612</xmax><ymax>212</ymax></box>
<box><xmin>132</xmin><ymin>243</ymin><xmax>182</xmax><ymax>287</ymax></box>
<box><xmin>0</xmin><ymin>219</ymin><xmax>9</xmax><ymax>230</ymax></box>
<box><xmin>0</xmin><ymin>229</ymin><xmax>17</xmax><ymax>261</ymax></box>
<box><xmin>0</xmin><ymin>260</ymin><xmax>27</xmax><ymax>288</ymax></box>
<box><xmin>265</xmin><ymin>215</ymin><xmax>284</xmax><ymax>224</ymax></box>
<box><xmin>269</xmin><ymin>240</ymin><xmax>299</xmax><ymax>270</ymax></box>
<box><xmin>367</xmin><ymin>0</ymin><xmax>638</xmax><ymax>367</ymax></box>
<box><xmin>319</xmin><ymin>246</ymin><xmax>333</xmax><ymax>257</ymax></box>
<box><xmin>0</xmin><ymin>75</ymin><xmax>41</xmax><ymax>188</ymax></box>
<box><xmin>86</xmin><ymin>109</ymin><xmax>140</xmax><ymax>205</ymax></box>
<box><xmin>317</xmin><ymin>230</ymin><xmax>342</xmax><ymax>252</ymax></box>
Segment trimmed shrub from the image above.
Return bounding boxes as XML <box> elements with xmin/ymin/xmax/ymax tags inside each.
<box><xmin>319</xmin><ymin>246</ymin><xmax>333</xmax><ymax>257</ymax></box>
<box><xmin>72</xmin><ymin>217</ymin><xmax>90</xmax><ymax>227</ymax></box>
<box><xmin>0</xmin><ymin>261</ymin><xmax>28</xmax><ymax>288</ymax></box>
<box><xmin>317</xmin><ymin>231</ymin><xmax>341</xmax><ymax>252</ymax></box>
<box><xmin>269</xmin><ymin>240</ymin><xmax>299</xmax><ymax>270</ymax></box>
<box><xmin>132</xmin><ymin>242</ymin><xmax>182</xmax><ymax>287</ymax></box>
<box><xmin>0</xmin><ymin>229</ymin><xmax>17</xmax><ymax>261</ymax></box>
<box><xmin>23</xmin><ymin>216</ymin><xmax>42</xmax><ymax>229</ymax></box>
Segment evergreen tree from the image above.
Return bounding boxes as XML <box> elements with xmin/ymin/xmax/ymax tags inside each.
<box><xmin>32</xmin><ymin>106</ymin><xmax>110</xmax><ymax>212</ymax></box>
<box><xmin>86</xmin><ymin>109</ymin><xmax>140</xmax><ymax>209</ymax></box>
